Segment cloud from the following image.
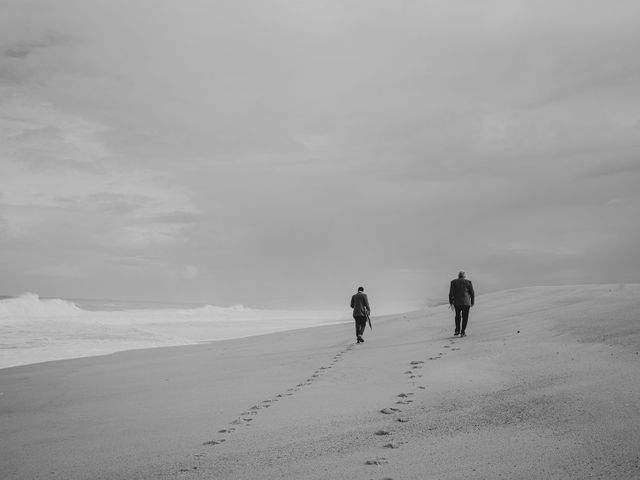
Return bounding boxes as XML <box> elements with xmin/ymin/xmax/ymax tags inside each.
<box><xmin>577</xmin><ymin>160</ymin><xmax>640</xmax><ymax>180</ymax></box>
<box><xmin>147</xmin><ymin>211</ymin><xmax>203</xmax><ymax>225</ymax></box>
<box><xmin>0</xmin><ymin>91</ymin><xmax>200</xmax><ymax>260</ymax></box>
<box><xmin>25</xmin><ymin>263</ymin><xmax>84</xmax><ymax>278</ymax></box>
<box><xmin>53</xmin><ymin>193</ymin><xmax>151</xmax><ymax>215</ymax></box>
<box><xmin>181</xmin><ymin>265</ymin><xmax>199</xmax><ymax>280</ymax></box>
<box><xmin>0</xmin><ymin>89</ymin><xmax>109</xmax><ymax>169</ymax></box>
<box><xmin>1</xmin><ymin>0</ymin><xmax>640</xmax><ymax>307</ymax></box>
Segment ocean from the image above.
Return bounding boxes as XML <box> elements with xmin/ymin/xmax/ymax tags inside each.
<box><xmin>0</xmin><ymin>293</ymin><xmax>350</xmax><ymax>370</ymax></box>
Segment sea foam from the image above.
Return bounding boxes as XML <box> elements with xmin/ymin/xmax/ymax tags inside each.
<box><xmin>0</xmin><ymin>293</ymin><xmax>348</xmax><ymax>369</ymax></box>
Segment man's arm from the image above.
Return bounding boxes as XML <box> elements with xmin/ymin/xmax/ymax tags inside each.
<box><xmin>469</xmin><ymin>281</ymin><xmax>475</xmax><ymax>306</ymax></box>
<box><xmin>364</xmin><ymin>294</ymin><xmax>370</xmax><ymax>314</ymax></box>
<box><xmin>350</xmin><ymin>295</ymin><xmax>354</xmax><ymax>309</ymax></box>
<box><xmin>449</xmin><ymin>281</ymin><xmax>454</xmax><ymax>305</ymax></box>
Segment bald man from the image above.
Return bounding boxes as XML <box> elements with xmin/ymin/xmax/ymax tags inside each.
<box><xmin>449</xmin><ymin>271</ymin><xmax>475</xmax><ymax>337</ymax></box>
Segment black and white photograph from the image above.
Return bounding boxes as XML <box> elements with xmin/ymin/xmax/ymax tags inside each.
<box><xmin>1</xmin><ymin>1</ymin><xmax>639</xmax><ymax>478</ymax></box>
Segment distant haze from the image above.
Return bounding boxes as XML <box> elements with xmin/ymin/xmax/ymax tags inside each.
<box><xmin>1</xmin><ymin>1</ymin><xmax>639</xmax><ymax>312</ymax></box>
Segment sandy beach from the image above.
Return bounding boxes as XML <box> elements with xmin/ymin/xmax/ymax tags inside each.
<box><xmin>1</xmin><ymin>284</ymin><xmax>639</xmax><ymax>479</ymax></box>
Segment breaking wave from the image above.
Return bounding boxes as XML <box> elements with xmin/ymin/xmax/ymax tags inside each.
<box><xmin>0</xmin><ymin>293</ymin><xmax>348</xmax><ymax>369</ymax></box>
<box><xmin>0</xmin><ymin>293</ymin><xmax>83</xmax><ymax>317</ymax></box>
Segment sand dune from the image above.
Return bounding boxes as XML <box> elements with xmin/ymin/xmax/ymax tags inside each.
<box><xmin>1</xmin><ymin>284</ymin><xmax>639</xmax><ymax>479</ymax></box>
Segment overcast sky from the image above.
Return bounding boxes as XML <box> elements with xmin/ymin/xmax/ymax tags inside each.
<box><xmin>1</xmin><ymin>0</ymin><xmax>640</xmax><ymax>312</ymax></box>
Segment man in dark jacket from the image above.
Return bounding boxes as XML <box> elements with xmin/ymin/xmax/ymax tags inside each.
<box><xmin>350</xmin><ymin>286</ymin><xmax>370</xmax><ymax>343</ymax></box>
<box><xmin>449</xmin><ymin>271</ymin><xmax>475</xmax><ymax>337</ymax></box>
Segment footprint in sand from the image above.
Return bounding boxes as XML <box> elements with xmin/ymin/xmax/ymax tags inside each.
<box><xmin>364</xmin><ymin>457</ymin><xmax>388</xmax><ymax>465</ymax></box>
<box><xmin>380</xmin><ymin>407</ymin><xmax>401</xmax><ymax>414</ymax></box>
<box><xmin>217</xmin><ymin>345</ymin><xmax>353</xmax><ymax>453</ymax></box>
<box><xmin>396</xmin><ymin>393</ymin><xmax>414</xmax><ymax>405</ymax></box>
<box><xmin>179</xmin><ymin>467</ymin><xmax>198</xmax><ymax>473</ymax></box>
<box><xmin>375</xmin><ymin>429</ymin><xmax>392</xmax><ymax>436</ymax></box>
<box><xmin>397</xmin><ymin>418</ymin><xmax>410</xmax><ymax>423</ymax></box>
<box><xmin>202</xmin><ymin>439</ymin><xmax>226</xmax><ymax>446</ymax></box>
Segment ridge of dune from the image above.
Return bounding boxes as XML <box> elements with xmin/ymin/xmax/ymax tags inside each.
<box><xmin>1</xmin><ymin>283</ymin><xmax>639</xmax><ymax>479</ymax></box>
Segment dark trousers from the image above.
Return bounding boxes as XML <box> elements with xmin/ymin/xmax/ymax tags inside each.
<box><xmin>454</xmin><ymin>305</ymin><xmax>470</xmax><ymax>333</ymax></box>
<box><xmin>354</xmin><ymin>316</ymin><xmax>367</xmax><ymax>337</ymax></box>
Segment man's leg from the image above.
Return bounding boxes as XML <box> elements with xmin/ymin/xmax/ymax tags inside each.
<box><xmin>357</xmin><ymin>318</ymin><xmax>366</xmax><ymax>338</ymax></box>
<box><xmin>354</xmin><ymin>316</ymin><xmax>365</xmax><ymax>342</ymax></box>
<box><xmin>460</xmin><ymin>306</ymin><xmax>470</xmax><ymax>335</ymax></box>
<box><xmin>454</xmin><ymin>306</ymin><xmax>462</xmax><ymax>334</ymax></box>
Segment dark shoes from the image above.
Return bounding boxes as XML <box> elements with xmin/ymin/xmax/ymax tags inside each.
<box><xmin>460</xmin><ymin>332</ymin><xmax>466</xmax><ymax>337</ymax></box>
<box><xmin>454</xmin><ymin>331</ymin><xmax>460</xmax><ymax>336</ymax></box>
<box><xmin>357</xmin><ymin>336</ymin><xmax>364</xmax><ymax>343</ymax></box>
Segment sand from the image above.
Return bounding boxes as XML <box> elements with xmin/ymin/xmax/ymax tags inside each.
<box><xmin>1</xmin><ymin>284</ymin><xmax>639</xmax><ymax>479</ymax></box>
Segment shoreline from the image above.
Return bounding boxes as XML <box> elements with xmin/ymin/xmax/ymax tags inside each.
<box><xmin>0</xmin><ymin>317</ymin><xmax>355</xmax><ymax>371</ymax></box>
<box><xmin>2</xmin><ymin>284</ymin><xmax>639</xmax><ymax>479</ymax></box>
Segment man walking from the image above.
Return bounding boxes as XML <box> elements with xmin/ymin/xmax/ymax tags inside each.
<box><xmin>350</xmin><ymin>286</ymin><xmax>370</xmax><ymax>343</ymax></box>
<box><xmin>449</xmin><ymin>271</ymin><xmax>475</xmax><ymax>337</ymax></box>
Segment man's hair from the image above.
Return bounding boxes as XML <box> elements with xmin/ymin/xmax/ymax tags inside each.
<box><xmin>458</xmin><ymin>271</ymin><xmax>465</xmax><ymax>278</ymax></box>
<box><xmin>357</xmin><ymin>286</ymin><xmax>364</xmax><ymax>292</ymax></box>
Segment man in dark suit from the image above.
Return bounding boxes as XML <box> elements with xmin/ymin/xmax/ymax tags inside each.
<box><xmin>449</xmin><ymin>271</ymin><xmax>475</xmax><ymax>337</ymax></box>
<box><xmin>350</xmin><ymin>286</ymin><xmax>370</xmax><ymax>343</ymax></box>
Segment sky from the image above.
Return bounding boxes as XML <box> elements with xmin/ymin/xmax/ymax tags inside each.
<box><xmin>1</xmin><ymin>0</ymin><xmax>640</xmax><ymax>312</ymax></box>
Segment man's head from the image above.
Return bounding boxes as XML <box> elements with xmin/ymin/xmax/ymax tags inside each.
<box><xmin>357</xmin><ymin>286</ymin><xmax>364</xmax><ymax>292</ymax></box>
<box><xmin>458</xmin><ymin>271</ymin><xmax>466</xmax><ymax>279</ymax></box>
